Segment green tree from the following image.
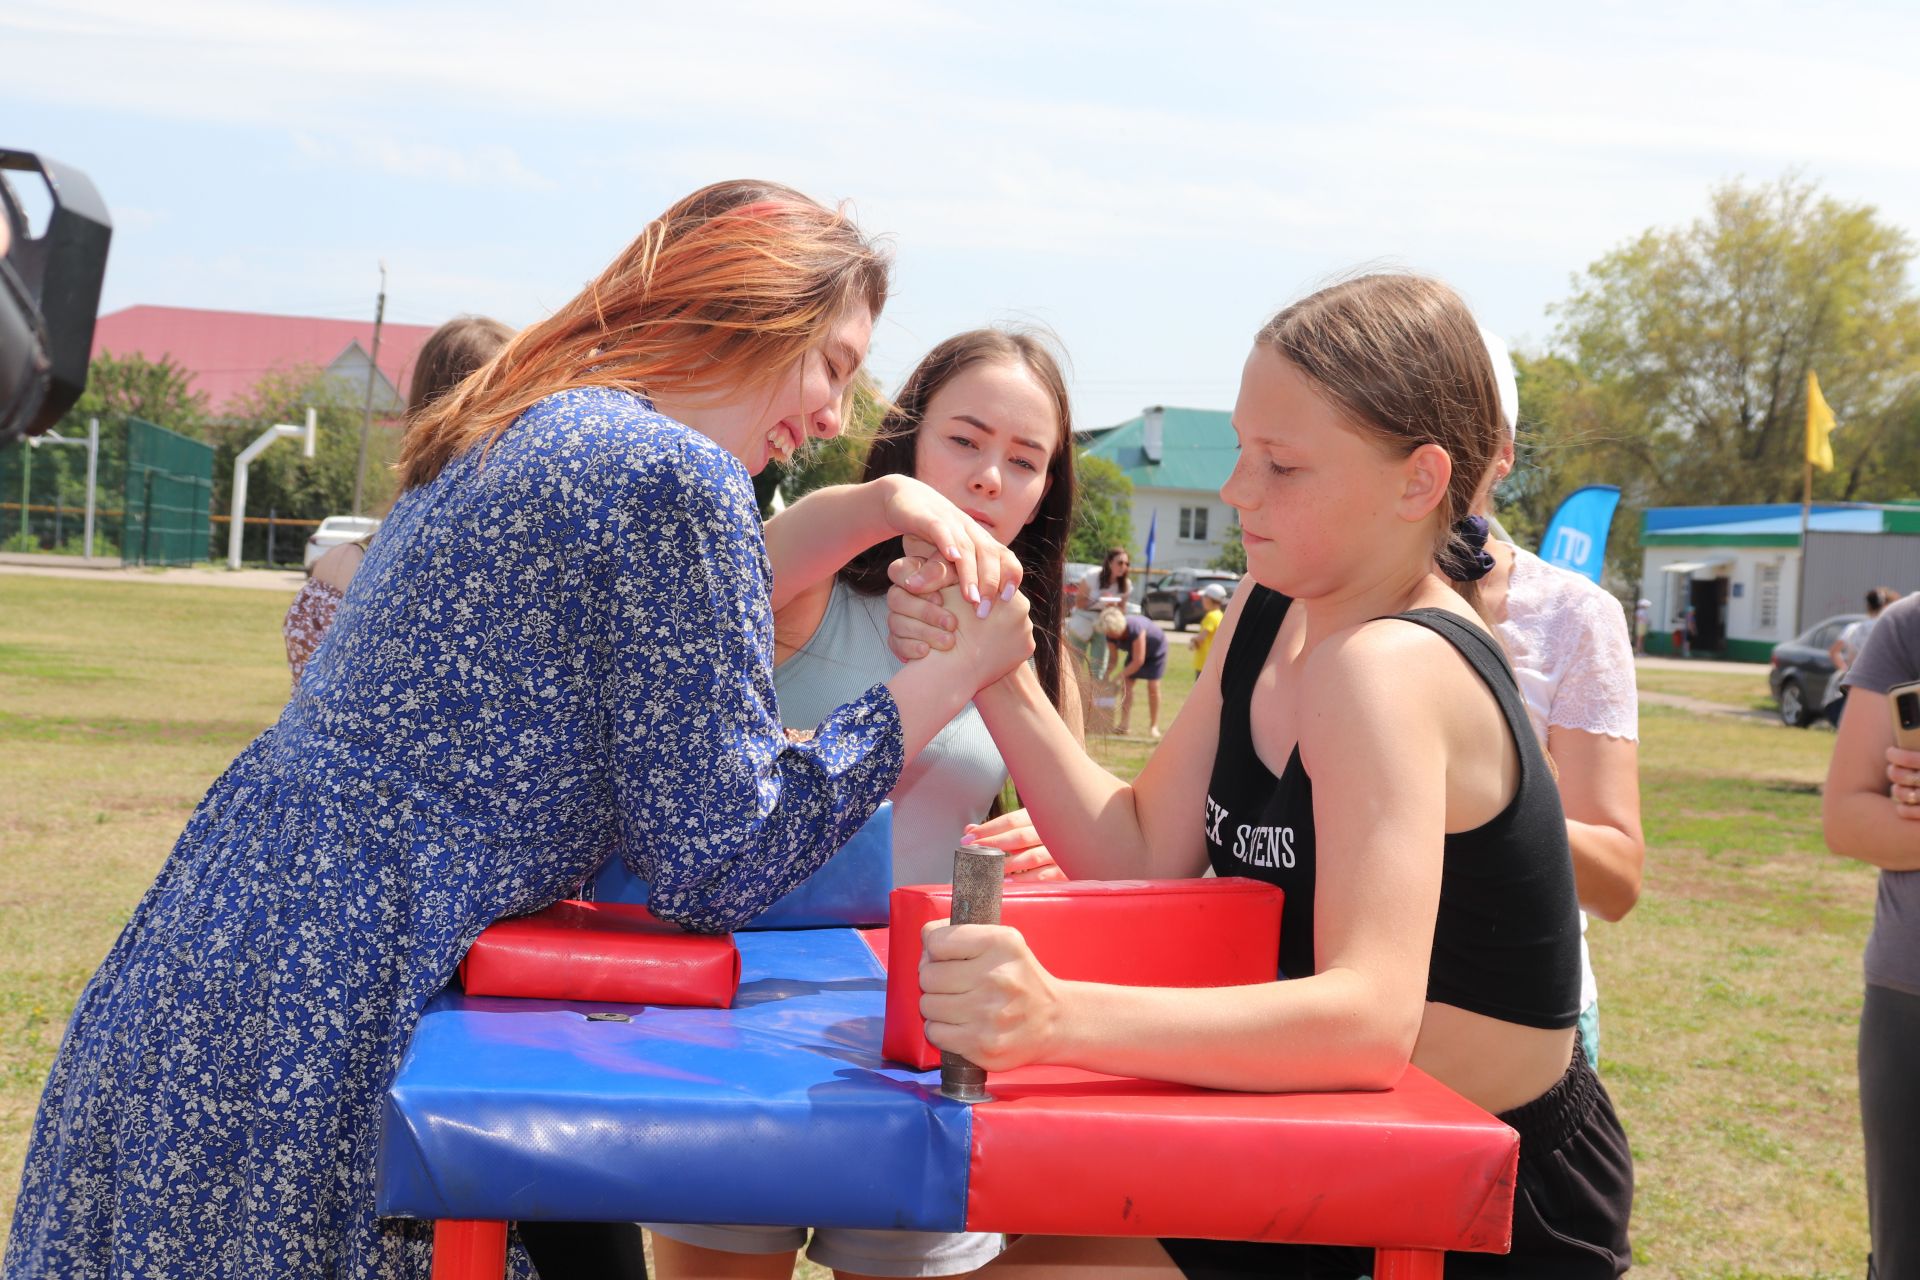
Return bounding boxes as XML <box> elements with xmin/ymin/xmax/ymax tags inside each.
<box><xmin>211</xmin><ymin>366</ymin><xmax>380</xmax><ymax>530</ymax></box>
<box><xmin>69</xmin><ymin>350</ymin><xmax>210</xmax><ymax>432</ymax></box>
<box><xmin>1549</xmin><ymin>174</ymin><xmax>1920</xmax><ymax>509</ymax></box>
<box><xmin>29</xmin><ymin>351</ymin><xmax>213</xmax><ymax>509</ymax></box>
<box><xmin>1497</xmin><ymin>351</ymin><xmax>1661</xmax><ymax>594</ymax></box>
<box><xmin>1069</xmin><ymin>452</ymin><xmax>1132</xmax><ymax>563</ymax></box>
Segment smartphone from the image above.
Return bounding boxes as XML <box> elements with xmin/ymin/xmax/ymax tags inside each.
<box><xmin>1889</xmin><ymin>679</ymin><xmax>1920</xmax><ymax>752</ymax></box>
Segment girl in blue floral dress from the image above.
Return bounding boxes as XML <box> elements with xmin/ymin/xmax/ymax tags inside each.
<box><xmin>4</xmin><ymin>181</ymin><xmax>1035</xmax><ymax>1280</ymax></box>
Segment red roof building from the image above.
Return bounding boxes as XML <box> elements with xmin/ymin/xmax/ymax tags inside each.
<box><xmin>90</xmin><ymin>305</ymin><xmax>442</xmax><ymax>415</ymax></box>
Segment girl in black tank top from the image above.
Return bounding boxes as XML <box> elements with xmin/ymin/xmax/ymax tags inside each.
<box><xmin>904</xmin><ymin>274</ymin><xmax>1630</xmax><ymax>1277</ymax></box>
<box><xmin>1209</xmin><ymin>586</ymin><xmax>1582</xmax><ymax>1023</ymax></box>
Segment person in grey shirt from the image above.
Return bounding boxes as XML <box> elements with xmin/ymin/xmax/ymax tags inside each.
<box><xmin>1823</xmin><ymin>590</ymin><xmax>1920</xmax><ymax>1280</ymax></box>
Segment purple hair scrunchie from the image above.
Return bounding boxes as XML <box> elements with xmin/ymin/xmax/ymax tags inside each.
<box><xmin>1442</xmin><ymin>513</ymin><xmax>1497</xmax><ymax>583</ymax></box>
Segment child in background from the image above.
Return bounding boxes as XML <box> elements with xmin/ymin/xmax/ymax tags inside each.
<box><xmin>1192</xmin><ymin>582</ymin><xmax>1228</xmax><ymax>674</ymax></box>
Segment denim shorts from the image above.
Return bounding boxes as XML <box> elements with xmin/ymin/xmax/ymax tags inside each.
<box><xmin>646</xmin><ymin>1221</ymin><xmax>1005</xmax><ymax>1277</ymax></box>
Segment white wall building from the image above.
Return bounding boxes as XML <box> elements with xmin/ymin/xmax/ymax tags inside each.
<box><xmin>1079</xmin><ymin>405</ymin><xmax>1236</xmax><ymax>572</ymax></box>
<box><xmin>1640</xmin><ymin>504</ymin><xmax>1920</xmax><ymax>660</ymax></box>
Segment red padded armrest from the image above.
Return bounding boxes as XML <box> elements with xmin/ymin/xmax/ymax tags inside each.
<box><xmin>964</xmin><ymin>1063</ymin><xmax>1517</xmax><ymax>1251</ymax></box>
<box><xmin>459</xmin><ymin>899</ymin><xmax>741</xmax><ymax>1009</ymax></box>
<box><xmin>882</xmin><ymin>878</ymin><xmax>1282</xmax><ymax>1071</ymax></box>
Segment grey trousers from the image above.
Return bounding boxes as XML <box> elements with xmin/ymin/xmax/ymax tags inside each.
<box><xmin>1861</xmin><ymin>983</ymin><xmax>1920</xmax><ymax>1280</ymax></box>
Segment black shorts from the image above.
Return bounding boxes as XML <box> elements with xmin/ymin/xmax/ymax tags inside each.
<box><xmin>1161</xmin><ymin>1036</ymin><xmax>1632</xmax><ymax>1278</ymax></box>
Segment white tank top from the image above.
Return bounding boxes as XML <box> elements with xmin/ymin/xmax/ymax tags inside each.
<box><xmin>776</xmin><ymin>580</ymin><xmax>1009</xmax><ymax>887</ymax></box>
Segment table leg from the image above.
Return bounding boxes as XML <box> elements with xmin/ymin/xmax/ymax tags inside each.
<box><xmin>432</xmin><ymin>1219</ymin><xmax>508</xmax><ymax>1280</ymax></box>
<box><xmin>1373</xmin><ymin>1247</ymin><xmax>1445</xmax><ymax>1280</ymax></box>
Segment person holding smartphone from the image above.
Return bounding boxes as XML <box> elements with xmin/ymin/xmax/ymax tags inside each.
<box><xmin>1824</xmin><ymin>590</ymin><xmax>1920</xmax><ymax>1280</ymax></box>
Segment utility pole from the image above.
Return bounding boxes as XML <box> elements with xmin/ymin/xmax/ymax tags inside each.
<box><xmin>352</xmin><ymin>261</ymin><xmax>388</xmax><ymax>516</ymax></box>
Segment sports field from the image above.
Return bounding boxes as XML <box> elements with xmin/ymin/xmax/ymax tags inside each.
<box><xmin>0</xmin><ymin>573</ymin><xmax>1878</xmax><ymax>1277</ymax></box>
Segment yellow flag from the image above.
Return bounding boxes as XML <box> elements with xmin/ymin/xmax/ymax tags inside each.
<box><xmin>1806</xmin><ymin>371</ymin><xmax>1837</xmax><ymax>473</ymax></box>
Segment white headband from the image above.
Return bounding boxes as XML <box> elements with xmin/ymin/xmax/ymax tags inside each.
<box><xmin>1477</xmin><ymin>326</ymin><xmax>1519</xmax><ymax>439</ymax></box>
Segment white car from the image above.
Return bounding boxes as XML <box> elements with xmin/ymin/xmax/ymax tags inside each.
<box><xmin>304</xmin><ymin>515</ymin><xmax>381</xmax><ymax>570</ymax></box>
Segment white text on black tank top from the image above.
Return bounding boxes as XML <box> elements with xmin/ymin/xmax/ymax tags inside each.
<box><xmin>1206</xmin><ymin>795</ymin><xmax>1295</xmax><ymax>869</ymax></box>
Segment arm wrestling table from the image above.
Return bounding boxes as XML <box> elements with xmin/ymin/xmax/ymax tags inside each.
<box><xmin>378</xmin><ymin>925</ymin><xmax>1519</xmax><ymax>1280</ymax></box>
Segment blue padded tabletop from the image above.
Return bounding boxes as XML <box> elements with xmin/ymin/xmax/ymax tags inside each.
<box><xmin>589</xmin><ymin>803</ymin><xmax>895</xmax><ymax>931</ymax></box>
<box><xmin>376</xmin><ymin>927</ymin><xmax>971</xmax><ymax>1229</ymax></box>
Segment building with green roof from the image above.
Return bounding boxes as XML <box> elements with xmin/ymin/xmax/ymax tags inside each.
<box><xmin>1080</xmin><ymin>405</ymin><xmax>1236</xmax><ymax>571</ymax></box>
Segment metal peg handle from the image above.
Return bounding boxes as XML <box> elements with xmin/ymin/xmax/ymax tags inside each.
<box><xmin>939</xmin><ymin>845</ymin><xmax>1005</xmax><ymax>1104</ymax></box>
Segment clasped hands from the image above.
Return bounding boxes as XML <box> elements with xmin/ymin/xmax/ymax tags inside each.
<box><xmin>877</xmin><ymin>481</ymin><xmax>1035</xmax><ymax>690</ymax></box>
<box><xmin>883</xmin><ymin>529</ymin><xmax>1063</xmax><ymax>882</ymax></box>
<box><xmin>883</xmin><ymin>515</ymin><xmax>1071</xmax><ymax>1070</ymax></box>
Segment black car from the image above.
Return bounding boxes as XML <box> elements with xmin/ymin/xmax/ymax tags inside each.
<box><xmin>1142</xmin><ymin>568</ymin><xmax>1238</xmax><ymax>631</ymax></box>
<box><xmin>1769</xmin><ymin>613</ymin><xmax>1866</xmax><ymax>727</ymax></box>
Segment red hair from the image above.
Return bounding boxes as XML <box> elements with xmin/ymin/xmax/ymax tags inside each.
<box><xmin>398</xmin><ymin>180</ymin><xmax>889</xmax><ymax>490</ymax></box>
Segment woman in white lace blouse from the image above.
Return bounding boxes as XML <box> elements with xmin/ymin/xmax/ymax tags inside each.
<box><xmin>1475</xmin><ymin>329</ymin><xmax>1644</xmax><ymax>1069</ymax></box>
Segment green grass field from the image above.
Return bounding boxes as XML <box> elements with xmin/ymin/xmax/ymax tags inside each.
<box><xmin>0</xmin><ymin>576</ymin><xmax>1879</xmax><ymax>1276</ymax></box>
<box><xmin>1637</xmin><ymin>667</ymin><xmax>1785</xmax><ymax>717</ymax></box>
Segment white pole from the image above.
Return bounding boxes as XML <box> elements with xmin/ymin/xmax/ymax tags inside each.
<box><xmin>228</xmin><ymin>455</ymin><xmax>248</xmax><ymax>570</ymax></box>
<box><xmin>84</xmin><ymin>417</ymin><xmax>98</xmax><ymax>560</ymax></box>
<box><xmin>228</xmin><ymin>421</ymin><xmax>311</xmax><ymax>570</ymax></box>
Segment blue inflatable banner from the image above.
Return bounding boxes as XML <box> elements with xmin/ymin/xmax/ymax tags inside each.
<box><xmin>1538</xmin><ymin>485</ymin><xmax>1621</xmax><ymax>584</ymax></box>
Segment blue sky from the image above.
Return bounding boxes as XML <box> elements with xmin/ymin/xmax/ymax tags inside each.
<box><xmin>10</xmin><ymin>1</ymin><xmax>1920</xmax><ymax>427</ymax></box>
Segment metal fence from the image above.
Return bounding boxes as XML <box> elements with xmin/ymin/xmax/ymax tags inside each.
<box><xmin>122</xmin><ymin>417</ymin><xmax>213</xmax><ymax>567</ymax></box>
<box><xmin>212</xmin><ymin>511</ymin><xmax>324</xmax><ymax>566</ymax></box>
<box><xmin>0</xmin><ymin>437</ymin><xmax>118</xmax><ymax>555</ymax></box>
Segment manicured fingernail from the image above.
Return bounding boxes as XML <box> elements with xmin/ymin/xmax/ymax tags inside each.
<box><xmin>959</xmin><ymin>832</ymin><xmax>977</xmax><ymax>845</ymax></box>
<box><xmin>975</xmin><ymin>598</ymin><xmax>992</xmax><ymax>620</ymax></box>
<box><xmin>964</xmin><ymin>584</ymin><xmax>980</xmax><ymax>605</ymax></box>
<box><xmin>946</xmin><ymin>545</ymin><xmax>962</xmax><ymax>560</ymax></box>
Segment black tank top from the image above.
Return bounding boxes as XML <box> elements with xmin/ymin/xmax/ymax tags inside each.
<box><xmin>1205</xmin><ymin>586</ymin><xmax>1582</xmax><ymax>1030</ymax></box>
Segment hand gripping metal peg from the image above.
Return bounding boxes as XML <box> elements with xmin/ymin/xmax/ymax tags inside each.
<box><xmin>939</xmin><ymin>844</ymin><xmax>1006</xmax><ymax>1104</ymax></box>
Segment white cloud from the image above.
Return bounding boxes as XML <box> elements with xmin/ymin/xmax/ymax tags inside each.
<box><xmin>291</xmin><ymin>134</ymin><xmax>554</xmax><ymax>191</ymax></box>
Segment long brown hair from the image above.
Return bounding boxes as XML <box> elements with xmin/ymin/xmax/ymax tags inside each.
<box><xmin>841</xmin><ymin>330</ymin><xmax>1076</xmax><ymax>714</ymax></box>
<box><xmin>406</xmin><ymin>315</ymin><xmax>513</xmax><ymax>417</ymax></box>
<box><xmin>1257</xmin><ymin>274</ymin><xmax>1505</xmax><ymax>615</ymax></box>
<box><xmin>398</xmin><ymin>180</ymin><xmax>890</xmax><ymax>490</ymax></box>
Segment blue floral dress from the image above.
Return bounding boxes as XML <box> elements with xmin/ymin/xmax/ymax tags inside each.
<box><xmin>4</xmin><ymin>389</ymin><xmax>905</xmax><ymax>1279</ymax></box>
